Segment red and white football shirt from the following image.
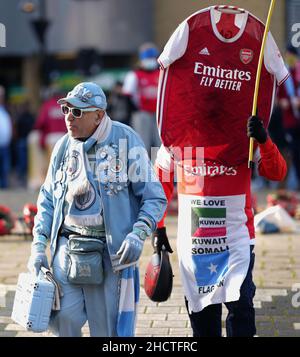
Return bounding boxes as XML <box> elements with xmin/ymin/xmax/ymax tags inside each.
<box><xmin>123</xmin><ymin>69</ymin><xmax>159</xmax><ymax>113</ymax></box>
<box><xmin>157</xmin><ymin>6</ymin><xmax>289</xmax><ymax>166</ymax></box>
<box><xmin>155</xmin><ymin>6</ymin><xmax>288</xmax><ymax>312</ymax></box>
<box><xmin>156</xmin><ymin>137</ymin><xmax>287</xmax><ymax>312</ymax></box>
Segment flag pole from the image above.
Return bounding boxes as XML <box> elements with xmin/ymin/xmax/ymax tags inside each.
<box><xmin>248</xmin><ymin>0</ymin><xmax>276</xmax><ymax>169</ymax></box>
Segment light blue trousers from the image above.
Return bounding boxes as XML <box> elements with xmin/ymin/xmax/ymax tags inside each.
<box><xmin>49</xmin><ymin>237</ymin><xmax>120</xmax><ymax>337</ymax></box>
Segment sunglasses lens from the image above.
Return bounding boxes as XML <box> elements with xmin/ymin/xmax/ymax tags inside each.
<box><xmin>71</xmin><ymin>108</ymin><xmax>82</xmax><ymax>118</ymax></box>
<box><xmin>61</xmin><ymin>105</ymin><xmax>69</xmax><ymax>115</ymax></box>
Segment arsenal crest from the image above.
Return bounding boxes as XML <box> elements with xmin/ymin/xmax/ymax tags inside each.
<box><xmin>240</xmin><ymin>49</ymin><xmax>253</xmax><ymax>64</ymax></box>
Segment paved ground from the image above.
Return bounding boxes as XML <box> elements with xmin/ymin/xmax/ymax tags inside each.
<box><xmin>1</xmin><ymin>189</ymin><xmax>300</xmax><ymax>337</ymax></box>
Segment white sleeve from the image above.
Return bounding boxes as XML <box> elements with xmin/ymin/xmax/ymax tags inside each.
<box><xmin>155</xmin><ymin>144</ymin><xmax>174</xmax><ymax>173</ymax></box>
<box><xmin>122</xmin><ymin>71</ymin><xmax>139</xmax><ymax>107</ymax></box>
<box><xmin>158</xmin><ymin>20</ymin><xmax>189</xmax><ymax>69</ymax></box>
<box><xmin>264</xmin><ymin>32</ymin><xmax>289</xmax><ymax>86</ymax></box>
<box><xmin>122</xmin><ymin>71</ymin><xmax>138</xmax><ymax>96</ymax></box>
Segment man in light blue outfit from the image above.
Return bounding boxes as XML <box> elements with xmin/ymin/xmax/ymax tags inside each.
<box><xmin>27</xmin><ymin>82</ymin><xmax>167</xmax><ymax>337</ymax></box>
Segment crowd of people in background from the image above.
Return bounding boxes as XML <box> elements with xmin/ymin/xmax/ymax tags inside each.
<box><xmin>0</xmin><ymin>85</ymin><xmax>12</xmax><ymax>189</ymax></box>
<box><xmin>0</xmin><ymin>43</ymin><xmax>299</xmax><ymax>192</ymax></box>
<box><xmin>266</xmin><ymin>45</ymin><xmax>300</xmax><ymax>191</ymax></box>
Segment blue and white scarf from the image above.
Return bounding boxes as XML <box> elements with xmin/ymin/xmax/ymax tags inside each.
<box><xmin>117</xmin><ymin>266</ymin><xmax>139</xmax><ymax>337</ymax></box>
<box><xmin>65</xmin><ymin>114</ymin><xmax>111</xmax><ymax>226</ymax></box>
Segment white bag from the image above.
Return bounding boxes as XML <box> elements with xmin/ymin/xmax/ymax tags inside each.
<box><xmin>254</xmin><ymin>205</ymin><xmax>298</xmax><ymax>233</ymax></box>
<box><xmin>11</xmin><ymin>267</ymin><xmax>61</xmax><ymax>332</ymax></box>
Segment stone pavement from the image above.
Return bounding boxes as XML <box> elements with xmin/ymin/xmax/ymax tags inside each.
<box><xmin>0</xmin><ymin>189</ymin><xmax>300</xmax><ymax>337</ymax></box>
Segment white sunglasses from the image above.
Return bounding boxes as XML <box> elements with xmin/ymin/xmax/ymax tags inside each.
<box><xmin>61</xmin><ymin>105</ymin><xmax>100</xmax><ymax>118</ymax></box>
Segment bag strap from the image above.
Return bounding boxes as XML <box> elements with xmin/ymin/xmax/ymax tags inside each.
<box><xmin>40</xmin><ymin>266</ymin><xmax>63</xmax><ymax>310</ymax></box>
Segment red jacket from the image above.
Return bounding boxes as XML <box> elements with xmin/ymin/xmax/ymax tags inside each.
<box><xmin>35</xmin><ymin>96</ymin><xmax>67</xmax><ymax>148</ymax></box>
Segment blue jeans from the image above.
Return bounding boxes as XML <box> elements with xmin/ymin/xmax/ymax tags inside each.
<box><xmin>185</xmin><ymin>246</ymin><xmax>256</xmax><ymax>337</ymax></box>
<box><xmin>0</xmin><ymin>145</ymin><xmax>11</xmax><ymax>188</ymax></box>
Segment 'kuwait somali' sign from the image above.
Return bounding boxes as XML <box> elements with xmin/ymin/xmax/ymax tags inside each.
<box><xmin>191</xmin><ymin>203</ymin><xmax>229</xmax><ymax>288</ymax></box>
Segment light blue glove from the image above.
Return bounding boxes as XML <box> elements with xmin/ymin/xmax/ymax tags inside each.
<box><xmin>27</xmin><ymin>242</ymin><xmax>49</xmax><ymax>276</ymax></box>
<box><xmin>117</xmin><ymin>221</ymin><xmax>152</xmax><ymax>265</ymax></box>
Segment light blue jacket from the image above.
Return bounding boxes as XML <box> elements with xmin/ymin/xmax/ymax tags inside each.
<box><xmin>33</xmin><ymin>121</ymin><xmax>167</xmax><ymax>265</ymax></box>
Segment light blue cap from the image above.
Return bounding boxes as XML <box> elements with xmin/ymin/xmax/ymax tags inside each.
<box><xmin>57</xmin><ymin>82</ymin><xmax>107</xmax><ymax>109</ymax></box>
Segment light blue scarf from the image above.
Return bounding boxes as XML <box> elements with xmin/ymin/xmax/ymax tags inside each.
<box><xmin>117</xmin><ymin>266</ymin><xmax>139</xmax><ymax>336</ymax></box>
<box><xmin>65</xmin><ymin>114</ymin><xmax>111</xmax><ymax>226</ymax></box>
